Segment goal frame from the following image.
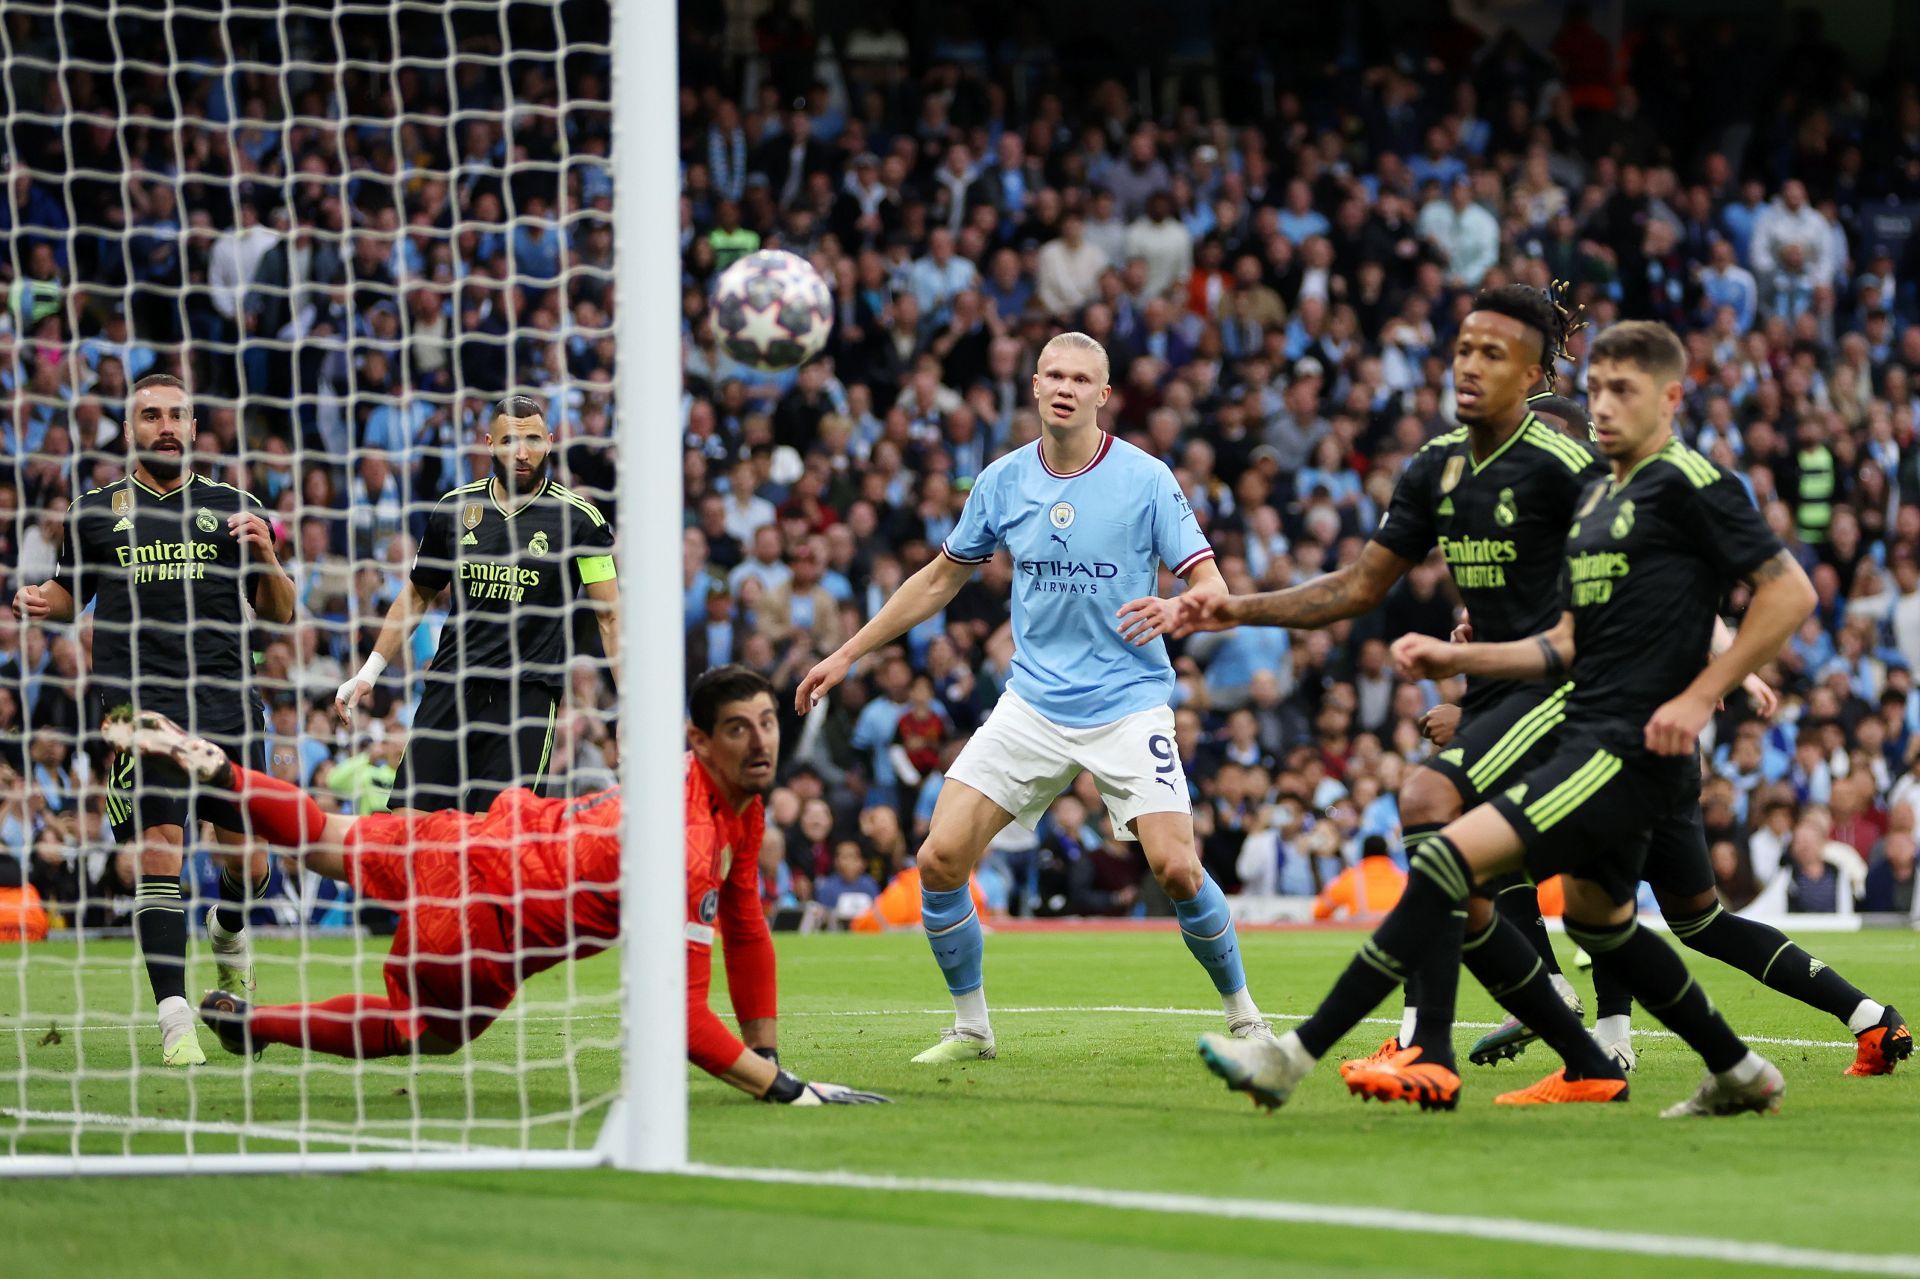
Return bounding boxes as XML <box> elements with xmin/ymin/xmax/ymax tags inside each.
<box><xmin>0</xmin><ymin>0</ymin><xmax>685</xmax><ymax>1179</ymax></box>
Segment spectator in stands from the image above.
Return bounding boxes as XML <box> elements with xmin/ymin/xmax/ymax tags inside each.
<box><xmin>1126</xmin><ymin>191</ymin><xmax>1194</xmax><ymax>302</ymax></box>
<box><xmin>17</xmin><ymin>6</ymin><xmax>1920</xmax><ymax>928</ymax></box>
<box><xmin>814</xmin><ymin>841</ymin><xmax>881</xmax><ymax>918</ymax></box>
<box><xmin>1037</xmin><ymin>212</ymin><xmax>1107</xmax><ymax>317</ymax></box>
<box><xmin>1311</xmin><ymin>835</ymin><xmax>1406</xmax><ymax>922</ymax></box>
<box><xmin>1417</xmin><ymin>175</ymin><xmax>1500</xmax><ymax>288</ymax></box>
<box><xmin>1862</xmin><ymin>831</ymin><xmax>1916</xmax><ymax>915</ymax></box>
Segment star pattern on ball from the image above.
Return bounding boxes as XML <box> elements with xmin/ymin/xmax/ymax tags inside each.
<box><xmin>734</xmin><ymin>297</ymin><xmax>791</xmax><ymax>352</ymax></box>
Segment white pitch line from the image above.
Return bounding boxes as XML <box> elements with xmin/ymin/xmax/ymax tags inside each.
<box><xmin>0</xmin><ymin>1004</ymin><xmax>1863</xmax><ymax>1050</ymax></box>
<box><xmin>0</xmin><ymin>1106</ymin><xmax>471</xmax><ymax>1154</ymax></box>
<box><xmin>683</xmin><ymin>1162</ymin><xmax>1920</xmax><ymax>1278</ymax></box>
<box><xmin>771</xmin><ymin>1006</ymin><xmax>1863</xmax><ymax>1051</ymax></box>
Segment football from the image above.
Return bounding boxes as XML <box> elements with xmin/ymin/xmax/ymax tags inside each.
<box><xmin>711</xmin><ymin>248</ymin><xmax>834</xmax><ymax>372</ymax></box>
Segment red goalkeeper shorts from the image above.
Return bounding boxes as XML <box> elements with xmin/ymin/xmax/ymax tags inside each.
<box><xmin>347</xmin><ymin>811</ymin><xmax>523</xmax><ymax>1046</ymax></box>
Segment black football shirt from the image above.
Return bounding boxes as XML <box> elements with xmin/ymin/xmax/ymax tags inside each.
<box><xmin>410</xmin><ymin>477</ymin><xmax>616</xmax><ymax>689</ymax></box>
<box><xmin>1373</xmin><ymin>414</ymin><xmax>1604</xmax><ymax>708</ymax></box>
<box><xmin>53</xmin><ymin>472</ymin><xmax>269</xmax><ymax>735</ymax></box>
<box><xmin>1560</xmin><ymin>439</ymin><xmax>1782</xmax><ymax>751</ymax></box>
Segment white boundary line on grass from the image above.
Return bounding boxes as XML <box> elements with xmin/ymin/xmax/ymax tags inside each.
<box><xmin>0</xmin><ymin>1106</ymin><xmax>471</xmax><ymax>1154</ymax></box>
<box><xmin>0</xmin><ymin>1004</ymin><xmax>1863</xmax><ymax>1050</ymax></box>
<box><xmin>683</xmin><ymin>1162</ymin><xmax>1920</xmax><ymax>1278</ymax></box>
<box><xmin>771</xmin><ymin>1006</ymin><xmax>1863</xmax><ymax>1051</ymax></box>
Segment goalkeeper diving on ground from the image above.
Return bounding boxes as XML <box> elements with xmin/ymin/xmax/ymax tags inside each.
<box><xmin>100</xmin><ymin>665</ymin><xmax>888</xmax><ymax>1106</ymax></box>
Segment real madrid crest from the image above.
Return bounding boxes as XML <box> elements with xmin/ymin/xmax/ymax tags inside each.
<box><xmin>1493</xmin><ymin>487</ymin><xmax>1516</xmax><ymax>527</ymax></box>
<box><xmin>1439</xmin><ymin>455</ymin><xmax>1465</xmax><ymax>495</ymax></box>
<box><xmin>112</xmin><ymin>489</ymin><xmax>131</xmax><ymax>517</ymax></box>
<box><xmin>1610</xmin><ymin>499</ymin><xmax>1636</xmax><ymax>540</ymax></box>
<box><xmin>195</xmin><ymin>507</ymin><xmax>218</xmax><ymax>533</ymax></box>
<box><xmin>462</xmin><ymin>503</ymin><xmax>483</xmax><ymax>531</ymax></box>
<box><xmin>1048</xmin><ymin>501</ymin><xmax>1075</xmax><ymax>529</ymax></box>
<box><xmin>528</xmin><ymin>530</ymin><xmax>549</xmax><ymax>556</ymax></box>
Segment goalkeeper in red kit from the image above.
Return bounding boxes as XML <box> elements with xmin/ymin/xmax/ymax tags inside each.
<box><xmin>101</xmin><ymin>665</ymin><xmax>887</xmax><ymax>1105</ymax></box>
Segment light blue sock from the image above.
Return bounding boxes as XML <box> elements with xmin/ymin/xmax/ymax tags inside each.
<box><xmin>922</xmin><ymin>884</ymin><xmax>984</xmax><ymax>996</ymax></box>
<box><xmin>1173</xmin><ymin>874</ymin><xmax>1248</xmax><ymax>996</ymax></box>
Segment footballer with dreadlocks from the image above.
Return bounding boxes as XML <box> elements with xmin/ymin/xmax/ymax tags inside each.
<box><xmin>1418</xmin><ymin>297</ymin><xmax>1910</xmax><ymax>1082</ymax></box>
<box><xmin>1172</xmin><ymin>284</ymin><xmax>1629</xmax><ymax>1109</ymax></box>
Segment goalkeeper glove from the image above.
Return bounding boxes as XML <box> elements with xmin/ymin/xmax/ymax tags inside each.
<box><xmin>760</xmin><ymin>1069</ymin><xmax>891</xmax><ymax>1105</ymax></box>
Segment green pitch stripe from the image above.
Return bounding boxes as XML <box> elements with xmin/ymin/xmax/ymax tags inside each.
<box><xmin>1523</xmin><ymin>750</ymin><xmax>1622</xmax><ymax>831</ymax></box>
<box><xmin>1465</xmin><ymin>682</ymin><xmax>1572</xmax><ymax>791</ymax></box>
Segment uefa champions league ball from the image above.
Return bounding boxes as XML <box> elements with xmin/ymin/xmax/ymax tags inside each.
<box><xmin>711</xmin><ymin>249</ymin><xmax>834</xmax><ymax>372</ymax></box>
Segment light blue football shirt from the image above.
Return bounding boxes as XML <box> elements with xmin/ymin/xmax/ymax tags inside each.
<box><xmin>942</xmin><ymin>433</ymin><xmax>1214</xmax><ymax>728</ymax></box>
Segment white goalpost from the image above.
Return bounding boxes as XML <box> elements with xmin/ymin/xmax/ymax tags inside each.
<box><xmin>0</xmin><ymin>0</ymin><xmax>684</xmax><ymax>1177</ymax></box>
<box><xmin>606</xmin><ymin>0</ymin><xmax>688</xmax><ymax>1175</ymax></box>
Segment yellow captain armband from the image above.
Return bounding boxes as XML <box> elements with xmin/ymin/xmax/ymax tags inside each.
<box><xmin>576</xmin><ymin>554</ymin><xmax>618</xmax><ymax>584</ymax></box>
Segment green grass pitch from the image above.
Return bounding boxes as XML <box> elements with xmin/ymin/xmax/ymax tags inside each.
<box><xmin>3</xmin><ymin>927</ymin><xmax>1916</xmax><ymax>1277</ymax></box>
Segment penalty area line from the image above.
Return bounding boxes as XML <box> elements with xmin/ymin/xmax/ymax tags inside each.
<box><xmin>681</xmin><ymin>1162</ymin><xmax>1920</xmax><ymax>1277</ymax></box>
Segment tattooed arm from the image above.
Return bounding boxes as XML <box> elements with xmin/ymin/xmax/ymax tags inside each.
<box><xmin>1172</xmin><ymin>542</ymin><xmax>1419</xmax><ymax>636</ymax></box>
<box><xmin>1646</xmin><ymin>551</ymin><xmax>1814</xmax><ymax>755</ymax></box>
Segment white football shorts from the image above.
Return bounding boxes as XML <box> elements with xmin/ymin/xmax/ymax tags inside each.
<box><xmin>945</xmin><ymin>690</ymin><xmax>1190</xmax><ymax>841</ymax></box>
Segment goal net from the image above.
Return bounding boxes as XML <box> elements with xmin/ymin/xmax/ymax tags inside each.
<box><xmin>0</xmin><ymin>0</ymin><xmax>683</xmax><ymax>1173</ymax></box>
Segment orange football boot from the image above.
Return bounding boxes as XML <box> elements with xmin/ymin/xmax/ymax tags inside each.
<box><xmin>1493</xmin><ymin>1068</ymin><xmax>1629</xmax><ymax>1105</ymax></box>
<box><xmin>1845</xmin><ymin>1007</ymin><xmax>1912</xmax><ymax>1077</ymax></box>
<box><xmin>1346</xmin><ymin>1046</ymin><xmax>1463</xmax><ymax>1111</ymax></box>
<box><xmin>1337</xmin><ymin>1036</ymin><xmax>1402</xmax><ymax>1084</ymax></box>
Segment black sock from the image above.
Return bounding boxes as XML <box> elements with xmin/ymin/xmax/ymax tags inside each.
<box><xmin>1297</xmin><ymin>835</ymin><xmax>1467</xmax><ymax>1059</ymax></box>
<box><xmin>1671</xmin><ymin>903</ymin><xmax>1868</xmax><ymax>1027</ymax></box>
<box><xmin>134</xmin><ymin>874</ymin><xmax>188</xmax><ymax>1004</ymax></box>
<box><xmin>1569</xmin><ymin>916</ymin><xmax>1747</xmax><ymax>1073</ymax></box>
<box><xmin>1591</xmin><ymin>952</ymin><xmax>1634</xmax><ymax>1020</ymax></box>
<box><xmin>1464</xmin><ymin>917</ymin><xmax>1619</xmax><ymax>1079</ymax></box>
<box><xmin>1495</xmin><ymin>879</ymin><xmax>1561</xmax><ymax>976</ymax></box>
<box><xmin>1407</xmin><ymin>909</ymin><xmax>1466</xmax><ymax>1065</ymax></box>
<box><xmin>1394</xmin><ymin>822</ymin><xmax>1443</xmax><ymax>1045</ymax></box>
<box><xmin>212</xmin><ymin>867</ymin><xmax>268</xmax><ymax>936</ymax></box>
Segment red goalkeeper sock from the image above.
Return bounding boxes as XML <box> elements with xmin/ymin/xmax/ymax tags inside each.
<box><xmin>249</xmin><ymin>995</ymin><xmax>422</xmax><ymax>1059</ymax></box>
<box><xmin>228</xmin><ymin>766</ymin><xmax>329</xmax><ymax>849</ymax></box>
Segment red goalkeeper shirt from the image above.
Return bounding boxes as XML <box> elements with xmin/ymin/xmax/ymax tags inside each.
<box><xmin>367</xmin><ymin>758</ymin><xmax>777</xmax><ymax>1075</ymax></box>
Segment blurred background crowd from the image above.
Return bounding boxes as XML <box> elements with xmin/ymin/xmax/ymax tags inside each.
<box><xmin>4</xmin><ymin>1</ymin><xmax>1920</xmax><ymax>932</ymax></box>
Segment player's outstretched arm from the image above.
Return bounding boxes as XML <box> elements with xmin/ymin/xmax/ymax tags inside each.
<box><xmin>1392</xmin><ymin>612</ymin><xmax>1575</xmax><ymax>684</ymax></box>
<box><xmin>1171</xmin><ymin>541</ymin><xmax>1416</xmax><ymax>637</ymax></box>
<box><xmin>719</xmin><ymin>834</ymin><xmax>778</xmax><ymax>1050</ymax></box>
<box><xmin>1118</xmin><ymin>556</ymin><xmax>1224</xmax><ymax>646</ymax></box>
<box><xmin>335</xmin><ymin>581</ymin><xmax>436</xmax><ymax>723</ymax></box>
<box><xmin>715</xmin><ymin>1046</ymin><xmax>891</xmax><ymax>1105</ymax></box>
<box><xmin>1646</xmin><ymin>551</ymin><xmax>1812</xmax><ymax>756</ymax></box>
<box><xmin>11</xmin><ymin>580</ymin><xmax>75</xmax><ymax>624</ymax></box>
<box><xmin>795</xmin><ymin>553</ymin><xmax>976</xmax><ymax>711</ymax></box>
<box><xmin>692</xmin><ymin>972</ymin><xmax>886</xmax><ymax>1104</ymax></box>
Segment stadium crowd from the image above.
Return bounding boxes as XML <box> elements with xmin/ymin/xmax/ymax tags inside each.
<box><xmin>4</xmin><ymin>3</ymin><xmax>1920</xmax><ymax>930</ymax></box>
